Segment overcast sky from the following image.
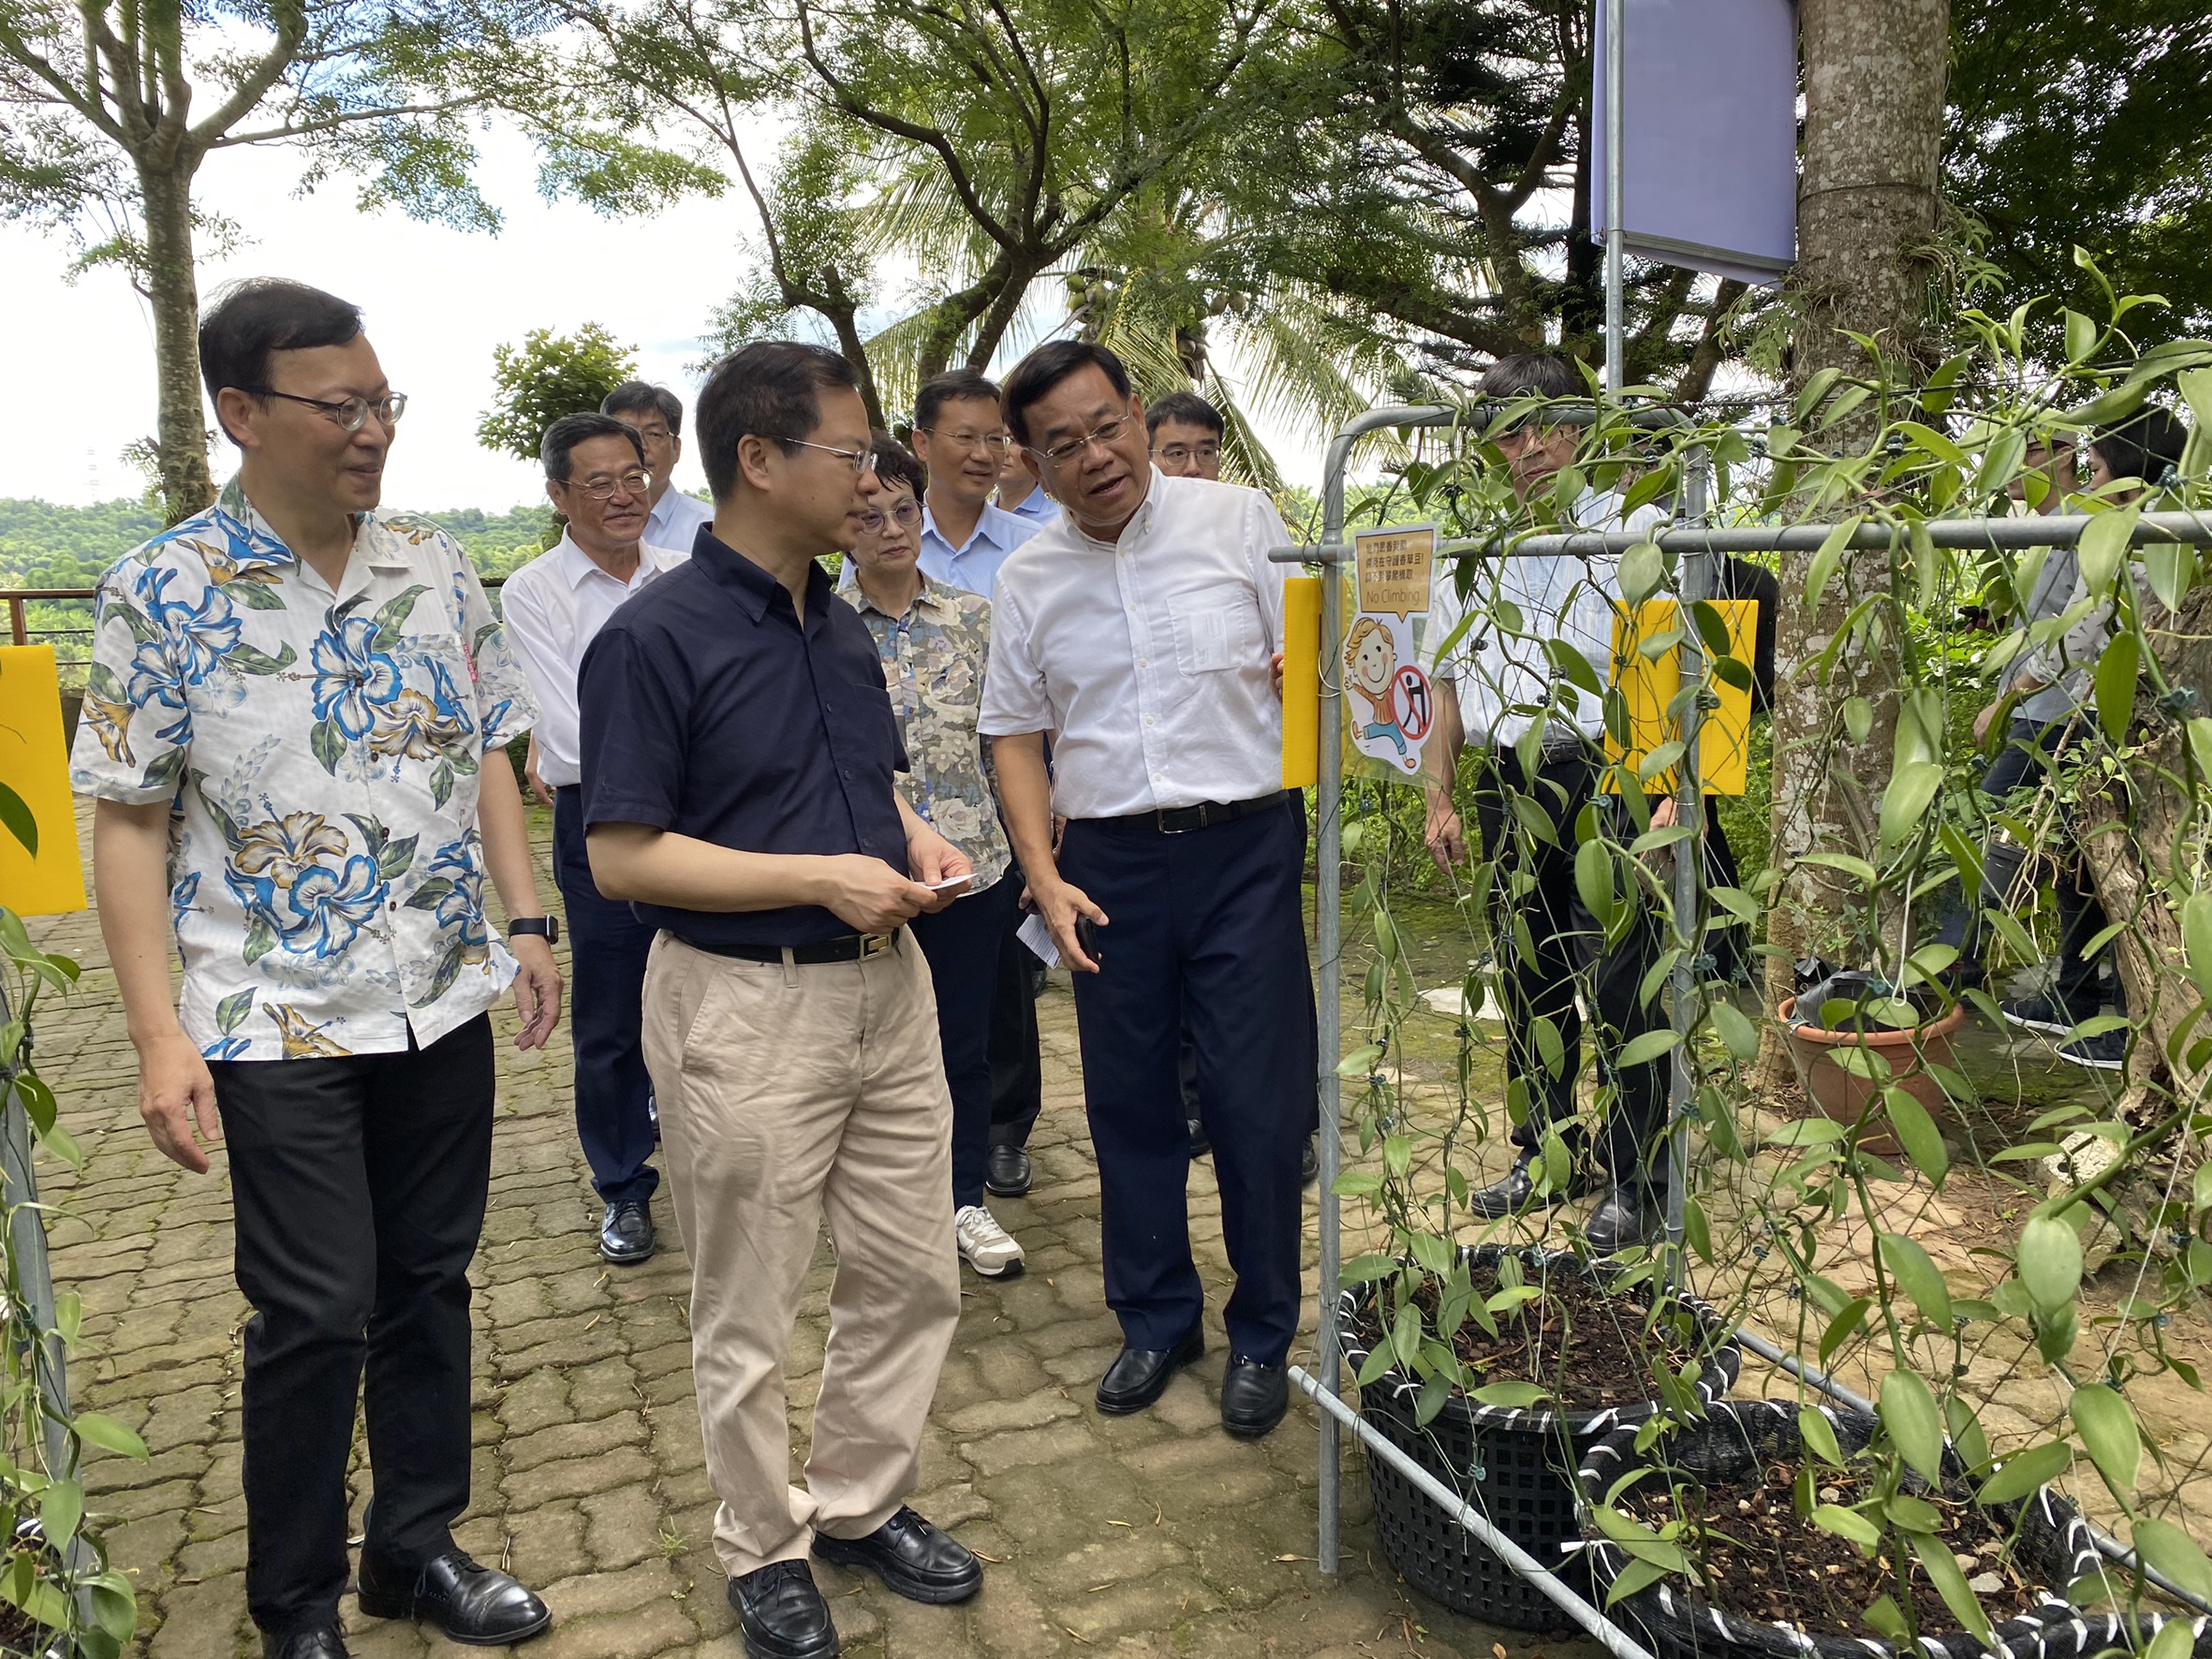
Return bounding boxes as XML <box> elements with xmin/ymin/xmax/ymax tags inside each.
<box><xmin>1</xmin><ymin>125</ymin><xmax>1325</xmax><ymax>514</ymax></box>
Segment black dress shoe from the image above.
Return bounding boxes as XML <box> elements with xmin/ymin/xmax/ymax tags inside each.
<box><xmin>1221</xmin><ymin>1356</ymin><xmax>1290</xmax><ymax>1438</ymax></box>
<box><xmin>1187</xmin><ymin>1115</ymin><xmax>1211</xmax><ymax>1159</ymax></box>
<box><xmin>599</xmin><ymin>1199</ymin><xmax>656</xmax><ymax>1264</ymax></box>
<box><xmin>1467</xmin><ymin>1152</ymin><xmax>1590</xmax><ymax>1218</ymax></box>
<box><xmin>814</xmin><ymin>1505</ymin><xmax>981</xmax><ymax>1604</ymax></box>
<box><xmin>1097</xmin><ymin>1324</ymin><xmax>1204</xmax><ymax>1415</ymax></box>
<box><xmin>356</xmin><ymin>1548</ymin><xmax>552</xmax><ymax>1645</ymax></box>
<box><xmin>729</xmin><ymin>1560</ymin><xmax>840</xmax><ymax>1659</ymax></box>
<box><xmin>984</xmin><ymin>1143</ymin><xmax>1033</xmax><ymax>1197</ymax></box>
<box><xmin>1300</xmin><ymin>1135</ymin><xmax>1320</xmax><ymax>1186</ymax></box>
<box><xmin>264</xmin><ymin>1630</ymin><xmax>348</xmax><ymax>1659</ymax></box>
<box><xmin>1585</xmin><ymin>1184</ymin><xmax>1660</xmax><ymax>1255</ymax></box>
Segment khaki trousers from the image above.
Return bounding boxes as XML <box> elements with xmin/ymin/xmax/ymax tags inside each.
<box><xmin>640</xmin><ymin>931</ymin><xmax>961</xmax><ymax>1579</ymax></box>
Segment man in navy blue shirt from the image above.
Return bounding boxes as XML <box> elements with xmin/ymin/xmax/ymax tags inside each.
<box><xmin>579</xmin><ymin>342</ymin><xmax>982</xmax><ymax>1659</ymax></box>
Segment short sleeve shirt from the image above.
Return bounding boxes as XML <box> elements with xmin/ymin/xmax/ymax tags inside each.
<box><xmin>577</xmin><ymin>534</ymin><xmax>911</xmax><ymax>947</ymax></box>
<box><xmin>68</xmin><ymin>477</ymin><xmax>537</xmax><ymax>1060</ymax></box>
<box><xmin>843</xmin><ymin>577</ymin><xmax>1011</xmax><ymax>890</ymax></box>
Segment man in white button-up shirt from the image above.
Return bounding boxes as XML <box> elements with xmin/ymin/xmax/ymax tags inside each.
<box><xmin>501</xmin><ymin>413</ymin><xmax>689</xmax><ymax>1269</ymax></box>
<box><xmin>603</xmin><ymin>380</ymin><xmax>715</xmax><ymax>553</ymax></box>
<box><xmin>1420</xmin><ymin>352</ymin><xmax>1670</xmax><ymax>1255</ymax></box>
<box><xmin>981</xmin><ymin>342</ymin><xmax>1313</xmax><ymax>1441</ymax></box>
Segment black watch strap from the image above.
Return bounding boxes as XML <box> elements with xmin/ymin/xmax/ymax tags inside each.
<box><xmin>508</xmin><ymin>916</ymin><xmax>560</xmax><ymax>946</ymax></box>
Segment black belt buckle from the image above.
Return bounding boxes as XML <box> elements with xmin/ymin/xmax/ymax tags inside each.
<box><xmin>1158</xmin><ymin>803</ymin><xmax>1210</xmax><ymax>834</ymax></box>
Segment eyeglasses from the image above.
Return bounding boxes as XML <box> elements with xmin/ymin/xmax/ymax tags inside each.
<box><xmin>561</xmin><ymin>469</ymin><xmax>652</xmax><ymax>501</ymax></box>
<box><xmin>250</xmin><ymin>389</ymin><xmax>408</xmax><ymax>432</ymax></box>
<box><xmin>1030</xmin><ymin>415</ymin><xmax>1132</xmax><ymax>467</ymax></box>
<box><xmin>788</xmin><ymin>438</ymin><xmax>881</xmax><ymax>476</ymax></box>
<box><xmin>855</xmin><ymin>499</ymin><xmax>923</xmax><ymax>535</ymax></box>
<box><xmin>1153</xmin><ymin>442</ymin><xmax>1220</xmax><ymax>464</ymax></box>
<box><xmin>917</xmin><ymin>426</ymin><xmax>1013</xmax><ymax>457</ymax></box>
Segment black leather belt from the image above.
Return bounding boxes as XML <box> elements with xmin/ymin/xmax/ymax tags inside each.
<box><xmin>675</xmin><ymin>929</ymin><xmax>901</xmax><ymax>963</ymax></box>
<box><xmin>1099</xmin><ymin>791</ymin><xmax>1290</xmax><ymax>834</ymax></box>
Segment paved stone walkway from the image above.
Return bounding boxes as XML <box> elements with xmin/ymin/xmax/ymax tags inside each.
<box><xmin>22</xmin><ymin>807</ymin><xmax>1531</xmax><ymax>1659</ymax></box>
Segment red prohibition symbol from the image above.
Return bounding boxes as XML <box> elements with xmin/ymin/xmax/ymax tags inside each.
<box><xmin>1392</xmin><ymin>665</ymin><xmax>1435</xmax><ymax>742</ymax></box>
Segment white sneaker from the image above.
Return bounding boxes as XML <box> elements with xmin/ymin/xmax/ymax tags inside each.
<box><xmin>955</xmin><ymin>1205</ymin><xmax>1026</xmax><ymax>1279</ymax></box>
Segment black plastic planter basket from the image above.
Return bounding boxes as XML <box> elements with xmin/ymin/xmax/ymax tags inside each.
<box><xmin>1338</xmin><ymin>1247</ymin><xmax>1742</xmax><ymax>1631</ymax></box>
<box><xmin>1576</xmin><ymin>1398</ymin><xmax>2212</xmax><ymax>1659</ymax></box>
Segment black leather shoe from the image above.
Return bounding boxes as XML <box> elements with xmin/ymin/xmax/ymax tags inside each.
<box><xmin>728</xmin><ymin>1560</ymin><xmax>840</xmax><ymax>1659</ymax></box>
<box><xmin>356</xmin><ymin>1548</ymin><xmax>552</xmax><ymax>1645</ymax></box>
<box><xmin>1187</xmin><ymin>1115</ymin><xmax>1211</xmax><ymax>1159</ymax></box>
<box><xmin>814</xmin><ymin>1505</ymin><xmax>981</xmax><ymax>1605</ymax></box>
<box><xmin>984</xmin><ymin>1143</ymin><xmax>1033</xmax><ymax>1197</ymax></box>
<box><xmin>1300</xmin><ymin>1135</ymin><xmax>1320</xmax><ymax>1186</ymax></box>
<box><xmin>264</xmin><ymin>1631</ymin><xmax>347</xmax><ymax>1659</ymax></box>
<box><xmin>1097</xmin><ymin>1324</ymin><xmax>1204</xmax><ymax>1415</ymax></box>
<box><xmin>1585</xmin><ymin>1184</ymin><xmax>1660</xmax><ymax>1255</ymax></box>
<box><xmin>1221</xmin><ymin>1357</ymin><xmax>1290</xmax><ymax>1438</ymax></box>
<box><xmin>1467</xmin><ymin>1152</ymin><xmax>1590</xmax><ymax>1218</ymax></box>
<box><xmin>599</xmin><ymin>1199</ymin><xmax>655</xmax><ymax>1264</ymax></box>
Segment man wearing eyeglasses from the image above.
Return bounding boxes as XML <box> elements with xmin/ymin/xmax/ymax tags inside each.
<box><xmin>70</xmin><ymin>278</ymin><xmax>558</xmax><ymax>1659</ymax></box>
<box><xmin>1146</xmin><ymin>391</ymin><xmax>1225</xmax><ymax>480</ymax></box>
<box><xmin>907</xmin><ymin>369</ymin><xmax>1050</xmax><ymax>1202</ymax></box>
<box><xmin>581</xmin><ymin>341</ymin><xmax>982</xmax><ymax>1659</ymax></box>
<box><xmin>981</xmin><ymin>341</ymin><xmax>1314</xmax><ymax>1442</ymax></box>
<box><xmin>500</xmin><ymin>413</ymin><xmax>690</xmax><ymax>1268</ymax></box>
<box><xmin>602</xmin><ymin>380</ymin><xmax>714</xmax><ymax>552</ymax></box>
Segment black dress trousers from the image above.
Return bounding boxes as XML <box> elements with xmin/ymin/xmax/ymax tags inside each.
<box><xmin>209</xmin><ymin>1015</ymin><xmax>495</xmax><ymax>1638</ymax></box>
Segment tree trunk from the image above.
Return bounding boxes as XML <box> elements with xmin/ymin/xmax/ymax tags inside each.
<box><xmin>1759</xmin><ymin>0</ymin><xmax>1948</xmax><ymax>1084</ymax></box>
<box><xmin>140</xmin><ymin>157</ymin><xmax>216</xmax><ymax>525</ymax></box>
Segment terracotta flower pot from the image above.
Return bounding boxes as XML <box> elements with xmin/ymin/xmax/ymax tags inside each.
<box><xmin>1777</xmin><ymin>995</ymin><xmax>1967</xmax><ymax>1152</ymax></box>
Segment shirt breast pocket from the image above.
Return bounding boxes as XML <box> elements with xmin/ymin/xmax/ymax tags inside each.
<box><xmin>1168</xmin><ymin>595</ymin><xmax>1254</xmax><ymax>676</ymax></box>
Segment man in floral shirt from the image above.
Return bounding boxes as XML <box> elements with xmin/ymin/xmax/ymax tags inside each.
<box><xmin>71</xmin><ymin>279</ymin><xmax>561</xmax><ymax>1659</ymax></box>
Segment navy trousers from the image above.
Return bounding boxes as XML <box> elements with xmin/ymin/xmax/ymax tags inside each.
<box><xmin>911</xmin><ymin>874</ymin><xmax>1022</xmax><ymax>1209</ymax></box>
<box><xmin>987</xmin><ymin>900</ymin><xmax>1043</xmax><ymax>1152</ymax></box>
<box><xmin>1058</xmin><ymin>799</ymin><xmax>1314</xmax><ymax>1364</ymax></box>
<box><xmin>553</xmin><ymin>787</ymin><xmax>659</xmax><ymax>1205</ymax></box>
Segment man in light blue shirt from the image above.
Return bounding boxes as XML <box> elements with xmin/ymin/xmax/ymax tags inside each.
<box><xmin>602</xmin><ymin>380</ymin><xmax>714</xmax><ymax>551</ymax></box>
<box><xmin>996</xmin><ymin>439</ymin><xmax>1060</xmax><ymax>527</ymax></box>
<box><xmin>911</xmin><ymin>368</ymin><xmax>1040</xmax><ymax>595</ymax></box>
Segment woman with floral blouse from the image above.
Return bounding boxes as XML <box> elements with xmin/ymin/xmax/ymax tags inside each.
<box><xmin>840</xmin><ymin>436</ymin><xmax>1027</xmax><ymax>1279</ymax></box>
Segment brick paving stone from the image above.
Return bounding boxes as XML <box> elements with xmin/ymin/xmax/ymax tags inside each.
<box><xmin>25</xmin><ymin>801</ymin><xmax>1531</xmax><ymax>1657</ymax></box>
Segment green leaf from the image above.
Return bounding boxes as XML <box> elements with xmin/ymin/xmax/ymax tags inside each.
<box><xmin>1883</xmin><ymin>1087</ymin><xmax>1950</xmax><ymax>1184</ymax></box>
<box><xmin>1602</xmin><ymin>1554</ymin><xmax>1672</xmax><ymax>1606</ymax></box>
<box><xmin>1879</xmin><ymin>1367</ymin><xmax>1945</xmax><ymax>1483</ymax></box>
<box><xmin>0</xmin><ymin>782</ymin><xmax>37</xmax><ymax>859</ymax></box>
<box><xmin>1879</xmin><ymin>759</ymin><xmax>1943</xmax><ymax>853</ymax></box>
<box><xmin>2064</xmin><ymin>309</ymin><xmax>2098</xmax><ymax>364</ymax></box>
<box><xmin>38</xmin><ymin>1478</ymin><xmax>81</xmax><ymax>1548</ymax></box>
<box><xmin>1842</xmin><ymin>696</ymin><xmax>1873</xmax><ymax>744</ymax></box>
<box><xmin>1575</xmin><ymin>838</ymin><xmax>1616</xmax><ymax>932</ymax></box>
<box><xmin>1799</xmin><ymin>1406</ymin><xmax>1844</xmax><ymax>1467</ymax></box>
<box><xmin>1615</xmin><ymin>1029</ymin><xmax>1680</xmax><ymax>1069</ymax></box>
<box><xmin>1977</xmin><ymin>1440</ymin><xmax>2073</xmax><ymax>1505</ymax></box>
<box><xmin>2018</xmin><ymin>1214</ymin><xmax>2084</xmax><ymax>1314</ymax></box>
<box><xmin>2144</xmin><ymin>542</ymin><xmax>2193</xmax><ymax>612</ymax></box>
<box><xmin>214</xmin><ymin>989</ymin><xmax>256</xmax><ymax>1035</ymax></box>
<box><xmin>1898</xmin><ymin>421</ymin><xmax>1967</xmax><ymax>465</ymax></box>
<box><xmin>1810</xmin><ymin>1503</ymin><xmax>1880</xmax><ymax>1549</ymax></box>
<box><xmin>2133</xmin><ymin>1518</ymin><xmax>2212</xmax><ymax>1602</ymax></box>
<box><xmin>1341</xmin><ymin>1254</ymin><xmax>1397</xmax><ymax>1285</ymax></box>
<box><xmin>2070</xmin><ymin>1384</ymin><xmax>2141</xmax><ymax>1490</ymax></box>
<box><xmin>224</xmin><ymin>640</ymin><xmax>297</xmax><ymax>676</ymax></box>
<box><xmin>2182</xmin><ymin>893</ymin><xmax>2212</xmax><ymax>1003</ymax></box>
<box><xmin>1331</xmin><ymin>1170</ymin><xmax>1382</xmax><ymax>1199</ymax></box>
<box><xmin>71</xmin><ymin>1412</ymin><xmax>148</xmax><ymax>1460</ymax></box>
<box><xmin>310</xmin><ymin>717</ymin><xmax>347</xmax><ymax>776</ymax></box>
<box><xmin>1706</xmin><ymin>1000</ymin><xmax>1759</xmax><ymax>1062</ymax></box>
<box><xmin>2077</xmin><ymin>504</ymin><xmax>2140</xmax><ymax>597</ymax></box>
<box><xmin>1619</xmin><ymin>541</ymin><xmax>1663</xmax><ymax>606</ymax></box>
<box><xmin>370</xmin><ymin>583</ymin><xmax>431</xmax><ymax>647</ymax></box>
<box><xmin>1471</xmin><ymin>1381</ymin><xmax>1549</xmax><ymax>1409</ymax></box>
<box><xmin>1335</xmin><ymin>1044</ymin><xmax>1384</xmax><ymax>1079</ymax></box>
<box><xmin>1910</xmin><ymin>1531</ymin><xmax>1996</xmax><ymax>1645</ymax></box>
<box><xmin>1805</xmin><ymin>515</ymin><xmax>1863</xmax><ymax>607</ymax></box>
<box><xmin>2095</xmin><ymin>633</ymin><xmax>2140</xmax><ymax>744</ymax></box>
<box><xmin>2144</xmin><ymin>1619</ymin><xmax>2195</xmax><ymax>1659</ymax></box>
<box><xmin>1878</xmin><ymin>1231</ymin><xmax>1954</xmax><ymax>1328</ymax></box>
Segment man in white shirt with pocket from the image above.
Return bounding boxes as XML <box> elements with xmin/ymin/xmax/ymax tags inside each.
<box><xmin>501</xmin><ymin>412</ymin><xmax>689</xmax><ymax>1266</ymax></box>
<box><xmin>1420</xmin><ymin>351</ymin><xmax>1670</xmax><ymax>1254</ymax></box>
<box><xmin>981</xmin><ymin>341</ymin><xmax>1313</xmax><ymax>1441</ymax></box>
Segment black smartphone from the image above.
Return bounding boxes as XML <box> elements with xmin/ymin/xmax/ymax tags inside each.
<box><xmin>1075</xmin><ymin>916</ymin><xmax>1104</xmax><ymax>964</ymax></box>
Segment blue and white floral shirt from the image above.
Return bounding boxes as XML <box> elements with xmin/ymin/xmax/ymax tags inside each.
<box><xmin>69</xmin><ymin>477</ymin><xmax>538</xmax><ymax>1061</ymax></box>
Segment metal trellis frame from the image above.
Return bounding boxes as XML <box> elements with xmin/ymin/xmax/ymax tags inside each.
<box><xmin>1279</xmin><ymin>404</ymin><xmax>2212</xmax><ymax>1619</ymax></box>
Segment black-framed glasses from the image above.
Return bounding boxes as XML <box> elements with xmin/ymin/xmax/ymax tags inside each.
<box><xmin>917</xmin><ymin>426</ymin><xmax>1014</xmax><ymax>457</ymax></box>
<box><xmin>1030</xmin><ymin>415</ymin><xmax>1131</xmax><ymax>467</ymax></box>
<box><xmin>788</xmin><ymin>438</ymin><xmax>881</xmax><ymax>476</ymax></box>
<box><xmin>560</xmin><ymin>469</ymin><xmax>652</xmax><ymax>501</ymax></box>
<box><xmin>248</xmin><ymin>389</ymin><xmax>407</xmax><ymax>432</ymax></box>
<box><xmin>1153</xmin><ymin>442</ymin><xmax>1220</xmax><ymax>464</ymax></box>
<box><xmin>855</xmin><ymin>499</ymin><xmax>923</xmax><ymax>535</ymax></box>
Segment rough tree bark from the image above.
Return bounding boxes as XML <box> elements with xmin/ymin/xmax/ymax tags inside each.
<box><xmin>140</xmin><ymin>161</ymin><xmax>215</xmax><ymax>522</ymax></box>
<box><xmin>1760</xmin><ymin>0</ymin><xmax>1950</xmax><ymax>1085</ymax></box>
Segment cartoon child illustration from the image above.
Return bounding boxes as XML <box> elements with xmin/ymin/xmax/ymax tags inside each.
<box><xmin>1345</xmin><ymin>616</ymin><xmax>1408</xmax><ymax>756</ymax></box>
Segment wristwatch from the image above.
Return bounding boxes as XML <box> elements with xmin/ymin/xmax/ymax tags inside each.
<box><xmin>508</xmin><ymin>917</ymin><xmax>560</xmax><ymax>946</ymax></box>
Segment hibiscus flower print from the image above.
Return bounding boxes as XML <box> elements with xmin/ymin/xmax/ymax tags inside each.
<box><xmin>141</xmin><ymin>567</ymin><xmax>243</xmax><ymax>683</ymax></box>
<box><xmin>232</xmin><ymin>812</ymin><xmax>347</xmax><ymax>890</ymax></box>
<box><xmin>311</xmin><ymin>615</ymin><xmax>404</xmax><ymax>739</ymax></box>
<box><xmin>282</xmin><ymin>854</ymin><xmax>386</xmax><ymax>958</ymax></box>
<box><xmin>369</xmin><ymin>686</ymin><xmax>471</xmax><ymax>762</ymax></box>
